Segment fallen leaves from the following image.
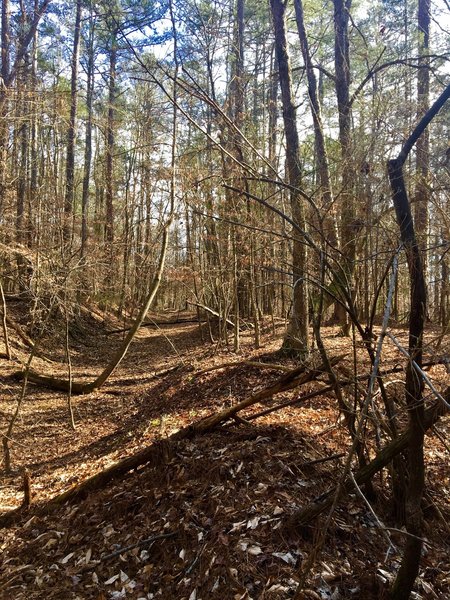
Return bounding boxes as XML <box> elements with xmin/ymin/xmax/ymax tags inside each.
<box><xmin>0</xmin><ymin>322</ymin><xmax>448</xmax><ymax>599</ymax></box>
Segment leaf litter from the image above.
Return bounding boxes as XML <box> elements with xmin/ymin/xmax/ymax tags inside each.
<box><xmin>0</xmin><ymin>314</ymin><xmax>448</xmax><ymax>599</ymax></box>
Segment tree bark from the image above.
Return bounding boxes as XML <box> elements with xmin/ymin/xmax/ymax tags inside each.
<box><xmin>414</xmin><ymin>0</ymin><xmax>430</xmax><ymax>271</ymax></box>
<box><xmin>63</xmin><ymin>0</ymin><xmax>82</xmax><ymax>245</ymax></box>
<box><xmin>387</xmin><ymin>82</ymin><xmax>450</xmax><ymax>600</ymax></box>
<box><xmin>269</xmin><ymin>0</ymin><xmax>308</xmax><ymax>357</ymax></box>
<box><xmin>333</xmin><ymin>0</ymin><xmax>355</xmax><ymax>335</ymax></box>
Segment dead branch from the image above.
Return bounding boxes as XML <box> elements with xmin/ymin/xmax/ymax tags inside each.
<box><xmin>246</xmin><ymin>385</ymin><xmax>334</xmax><ymax>421</ymax></box>
<box><xmin>99</xmin><ymin>531</ymin><xmax>177</xmax><ymax>562</ymax></box>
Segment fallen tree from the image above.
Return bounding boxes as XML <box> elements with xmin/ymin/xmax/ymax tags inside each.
<box><xmin>183</xmin><ymin>355</ymin><xmax>343</xmax><ymax>434</ymax></box>
<box><xmin>1</xmin><ymin>362</ymin><xmax>447</xmax><ymax>530</ymax></box>
<box><xmin>0</xmin><ymin>356</ymin><xmax>340</xmax><ymax>526</ymax></box>
<box><xmin>287</xmin><ymin>389</ymin><xmax>449</xmax><ymax>529</ymax></box>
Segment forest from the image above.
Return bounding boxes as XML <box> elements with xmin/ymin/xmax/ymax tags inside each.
<box><xmin>0</xmin><ymin>0</ymin><xmax>449</xmax><ymax>598</ymax></box>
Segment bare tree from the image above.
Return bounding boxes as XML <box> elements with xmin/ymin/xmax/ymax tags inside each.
<box><xmin>63</xmin><ymin>0</ymin><xmax>82</xmax><ymax>246</ymax></box>
<box><xmin>388</xmin><ymin>82</ymin><xmax>450</xmax><ymax>600</ymax></box>
<box><xmin>269</xmin><ymin>0</ymin><xmax>308</xmax><ymax>357</ymax></box>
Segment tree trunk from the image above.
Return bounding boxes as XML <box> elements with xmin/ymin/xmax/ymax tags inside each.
<box><xmin>63</xmin><ymin>0</ymin><xmax>82</xmax><ymax>246</ymax></box>
<box><xmin>81</xmin><ymin>1</ymin><xmax>95</xmax><ymax>258</ymax></box>
<box><xmin>414</xmin><ymin>0</ymin><xmax>430</xmax><ymax>272</ymax></box>
<box><xmin>387</xmin><ymin>81</ymin><xmax>450</xmax><ymax>599</ymax></box>
<box><xmin>293</xmin><ymin>0</ymin><xmax>337</xmax><ymax>247</ymax></box>
<box><xmin>333</xmin><ymin>0</ymin><xmax>355</xmax><ymax>335</ymax></box>
<box><xmin>105</xmin><ymin>35</ymin><xmax>117</xmax><ymax>246</ymax></box>
<box><xmin>269</xmin><ymin>0</ymin><xmax>308</xmax><ymax>357</ymax></box>
<box><xmin>0</xmin><ymin>0</ymin><xmax>10</xmax><ymax>219</ymax></box>
<box><xmin>388</xmin><ymin>160</ymin><xmax>426</xmax><ymax>600</ymax></box>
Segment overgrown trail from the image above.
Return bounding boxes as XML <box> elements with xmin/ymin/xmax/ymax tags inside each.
<box><xmin>0</xmin><ymin>310</ymin><xmax>449</xmax><ymax>599</ymax></box>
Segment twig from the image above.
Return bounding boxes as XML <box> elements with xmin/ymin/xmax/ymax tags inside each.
<box><xmin>246</xmin><ymin>385</ymin><xmax>334</xmax><ymax>421</ymax></box>
<box><xmin>431</xmin><ymin>425</ymin><xmax>450</xmax><ymax>453</ymax></box>
<box><xmin>300</xmin><ymin>453</ymin><xmax>345</xmax><ymax>467</ymax></box>
<box><xmin>100</xmin><ymin>531</ymin><xmax>177</xmax><ymax>562</ymax></box>
<box><xmin>349</xmin><ymin>470</ymin><xmax>397</xmax><ymax>554</ymax></box>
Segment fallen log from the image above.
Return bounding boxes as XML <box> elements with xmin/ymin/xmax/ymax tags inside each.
<box><xmin>0</xmin><ymin>439</ymin><xmax>176</xmax><ymax>527</ymax></box>
<box><xmin>107</xmin><ymin>318</ymin><xmax>205</xmax><ymax>334</ymax></box>
<box><xmin>1</xmin><ymin>381</ymin><xmax>446</xmax><ymax>531</ymax></box>
<box><xmin>287</xmin><ymin>390</ymin><xmax>449</xmax><ymax>528</ymax></box>
<box><xmin>10</xmin><ymin>370</ymin><xmax>91</xmax><ymax>394</ymax></box>
<box><xmin>182</xmin><ymin>355</ymin><xmax>344</xmax><ymax>435</ymax></box>
<box><xmin>194</xmin><ymin>360</ymin><xmax>291</xmax><ymax>377</ymax></box>
<box><xmin>0</xmin><ymin>355</ymin><xmax>341</xmax><ymax>527</ymax></box>
<box><xmin>187</xmin><ymin>301</ymin><xmax>236</xmax><ymax>328</ymax></box>
<box><xmin>11</xmin><ymin>363</ymin><xmax>187</xmax><ymax>394</ymax></box>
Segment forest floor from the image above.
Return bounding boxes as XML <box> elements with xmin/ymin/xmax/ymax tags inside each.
<box><xmin>0</xmin><ymin>302</ymin><xmax>449</xmax><ymax>600</ymax></box>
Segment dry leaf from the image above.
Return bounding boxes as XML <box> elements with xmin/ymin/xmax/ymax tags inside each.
<box><xmin>104</xmin><ymin>573</ymin><xmax>120</xmax><ymax>585</ymax></box>
<box><xmin>59</xmin><ymin>552</ymin><xmax>74</xmax><ymax>565</ymax></box>
<box><xmin>42</xmin><ymin>538</ymin><xmax>58</xmax><ymax>550</ymax></box>
<box><xmin>246</xmin><ymin>516</ymin><xmax>260</xmax><ymax>530</ymax></box>
<box><xmin>119</xmin><ymin>570</ymin><xmax>129</xmax><ymax>582</ymax></box>
<box><xmin>272</xmin><ymin>552</ymin><xmax>296</xmax><ymax>565</ymax></box>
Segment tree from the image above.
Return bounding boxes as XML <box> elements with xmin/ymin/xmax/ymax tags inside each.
<box><xmin>63</xmin><ymin>0</ymin><xmax>82</xmax><ymax>246</ymax></box>
<box><xmin>293</xmin><ymin>0</ymin><xmax>336</xmax><ymax>247</ymax></box>
<box><xmin>414</xmin><ymin>0</ymin><xmax>430</xmax><ymax>267</ymax></box>
<box><xmin>333</xmin><ymin>0</ymin><xmax>356</xmax><ymax>335</ymax></box>
<box><xmin>269</xmin><ymin>0</ymin><xmax>308</xmax><ymax>357</ymax></box>
<box><xmin>388</xmin><ymin>81</ymin><xmax>450</xmax><ymax>600</ymax></box>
